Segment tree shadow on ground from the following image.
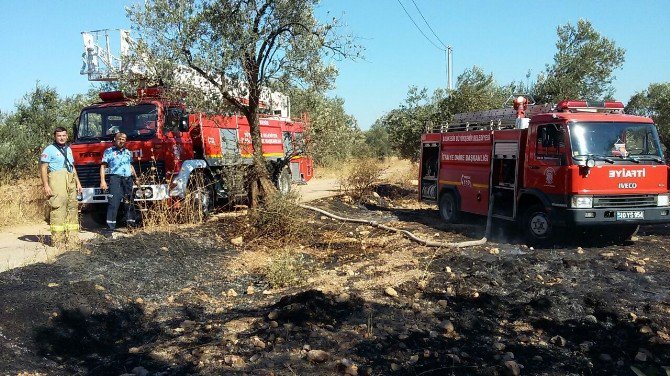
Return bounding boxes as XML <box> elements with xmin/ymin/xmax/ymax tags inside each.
<box><xmin>34</xmin><ymin>303</ymin><xmax>188</xmax><ymax>376</ymax></box>
<box><xmin>29</xmin><ymin>288</ymin><xmax>670</xmax><ymax>376</ymax></box>
<box><xmin>18</xmin><ymin>234</ymin><xmax>51</xmax><ymax>246</ymax></box>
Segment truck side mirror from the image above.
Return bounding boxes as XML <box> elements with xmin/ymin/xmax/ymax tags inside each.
<box><xmin>178</xmin><ymin>114</ymin><xmax>189</xmax><ymax>132</ymax></box>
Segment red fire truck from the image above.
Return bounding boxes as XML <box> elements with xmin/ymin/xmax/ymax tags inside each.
<box><xmin>73</xmin><ymin>29</ymin><xmax>313</xmax><ymax>221</ymax></box>
<box><xmin>419</xmin><ymin>97</ymin><xmax>670</xmax><ymax>245</ymax></box>
<box><xmin>72</xmin><ymin>87</ymin><xmax>313</xmax><ymax>217</ymax></box>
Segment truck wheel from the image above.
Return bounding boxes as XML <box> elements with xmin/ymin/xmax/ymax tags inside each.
<box><xmin>275</xmin><ymin>167</ymin><xmax>291</xmax><ymax>194</ymax></box>
<box><xmin>81</xmin><ymin>204</ymin><xmax>108</xmax><ymax>227</ymax></box>
<box><xmin>522</xmin><ymin>205</ymin><xmax>554</xmax><ymax>247</ymax></box>
<box><xmin>438</xmin><ymin>192</ymin><xmax>459</xmax><ymax>223</ymax></box>
<box><xmin>607</xmin><ymin>224</ymin><xmax>640</xmax><ymax>244</ymax></box>
<box><xmin>187</xmin><ymin>171</ymin><xmax>213</xmax><ymax>219</ymax></box>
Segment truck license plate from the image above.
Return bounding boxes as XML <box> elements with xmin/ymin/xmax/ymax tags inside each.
<box><xmin>616</xmin><ymin>211</ymin><xmax>644</xmax><ymax>220</ymax></box>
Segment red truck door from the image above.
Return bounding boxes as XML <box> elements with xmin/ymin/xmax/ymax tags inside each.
<box><xmin>524</xmin><ymin>123</ymin><xmax>569</xmax><ymax>202</ymax></box>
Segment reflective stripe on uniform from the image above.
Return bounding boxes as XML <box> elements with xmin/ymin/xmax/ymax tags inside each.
<box><xmin>65</xmin><ymin>223</ymin><xmax>80</xmax><ymax>231</ymax></box>
<box><xmin>50</xmin><ymin>224</ymin><xmax>66</xmax><ymax>232</ymax></box>
<box><xmin>48</xmin><ymin>169</ymin><xmax>78</xmax><ymax>236</ymax></box>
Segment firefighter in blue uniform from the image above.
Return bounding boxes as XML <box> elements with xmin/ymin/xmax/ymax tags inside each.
<box><xmin>100</xmin><ymin>132</ymin><xmax>138</xmax><ymax>232</ymax></box>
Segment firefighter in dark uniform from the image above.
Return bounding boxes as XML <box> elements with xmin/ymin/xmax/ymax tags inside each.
<box><xmin>100</xmin><ymin>132</ymin><xmax>138</xmax><ymax>232</ymax></box>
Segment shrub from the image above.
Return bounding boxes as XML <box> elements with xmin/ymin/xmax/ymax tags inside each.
<box><xmin>248</xmin><ymin>191</ymin><xmax>304</xmax><ymax>241</ymax></box>
<box><xmin>265</xmin><ymin>248</ymin><xmax>307</xmax><ymax>288</ymax></box>
<box><xmin>339</xmin><ymin>158</ymin><xmax>385</xmax><ymax>202</ymax></box>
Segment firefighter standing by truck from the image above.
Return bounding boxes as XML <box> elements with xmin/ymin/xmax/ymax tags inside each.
<box><xmin>39</xmin><ymin>127</ymin><xmax>83</xmax><ymax>247</ymax></box>
<box><xmin>100</xmin><ymin>132</ymin><xmax>139</xmax><ymax>233</ymax></box>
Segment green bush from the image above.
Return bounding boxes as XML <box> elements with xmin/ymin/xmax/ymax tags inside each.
<box><xmin>265</xmin><ymin>248</ymin><xmax>307</xmax><ymax>288</ymax></box>
<box><xmin>0</xmin><ymin>84</ymin><xmax>94</xmax><ymax>179</ymax></box>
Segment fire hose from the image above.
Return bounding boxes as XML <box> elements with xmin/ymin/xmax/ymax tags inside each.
<box><xmin>299</xmin><ymin>194</ymin><xmax>494</xmax><ymax>248</ymax></box>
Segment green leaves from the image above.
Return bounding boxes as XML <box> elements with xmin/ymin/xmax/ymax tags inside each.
<box><xmin>126</xmin><ymin>0</ymin><xmax>361</xmax><ymax>113</ymax></box>
<box><xmin>626</xmin><ymin>82</ymin><xmax>670</xmax><ymax>153</ymax></box>
<box><xmin>0</xmin><ymin>84</ymin><xmax>95</xmax><ymax>178</ymax></box>
<box><xmin>289</xmin><ymin>88</ymin><xmax>363</xmax><ymax>166</ymax></box>
<box><xmin>381</xmin><ymin>67</ymin><xmax>507</xmax><ymax>161</ymax></box>
<box><xmin>534</xmin><ymin>19</ymin><xmax>625</xmax><ymax>103</ymax></box>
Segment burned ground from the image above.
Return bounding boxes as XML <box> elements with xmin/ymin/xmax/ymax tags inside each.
<box><xmin>1</xmin><ymin>188</ymin><xmax>669</xmax><ymax>376</ymax></box>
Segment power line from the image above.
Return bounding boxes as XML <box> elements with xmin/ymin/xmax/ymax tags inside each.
<box><xmin>410</xmin><ymin>0</ymin><xmax>447</xmax><ymax>49</ymax></box>
<box><xmin>396</xmin><ymin>0</ymin><xmax>444</xmax><ymax>51</ymax></box>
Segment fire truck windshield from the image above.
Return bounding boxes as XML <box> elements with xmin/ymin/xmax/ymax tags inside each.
<box><xmin>570</xmin><ymin>122</ymin><xmax>663</xmax><ymax>163</ymax></box>
<box><xmin>77</xmin><ymin>104</ymin><xmax>158</xmax><ymax>141</ymax></box>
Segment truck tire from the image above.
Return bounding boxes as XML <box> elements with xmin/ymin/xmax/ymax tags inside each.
<box><xmin>606</xmin><ymin>224</ymin><xmax>640</xmax><ymax>244</ymax></box>
<box><xmin>275</xmin><ymin>167</ymin><xmax>291</xmax><ymax>194</ymax></box>
<box><xmin>81</xmin><ymin>204</ymin><xmax>108</xmax><ymax>227</ymax></box>
<box><xmin>438</xmin><ymin>192</ymin><xmax>459</xmax><ymax>224</ymax></box>
<box><xmin>522</xmin><ymin>204</ymin><xmax>554</xmax><ymax>247</ymax></box>
<box><xmin>186</xmin><ymin>171</ymin><xmax>213</xmax><ymax>219</ymax></box>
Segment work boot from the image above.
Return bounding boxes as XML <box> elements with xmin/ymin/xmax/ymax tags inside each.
<box><xmin>101</xmin><ymin>229</ymin><xmax>115</xmax><ymax>239</ymax></box>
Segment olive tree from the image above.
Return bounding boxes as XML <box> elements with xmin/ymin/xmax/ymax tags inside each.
<box><xmin>127</xmin><ymin>0</ymin><xmax>360</xmax><ymax>205</ymax></box>
<box><xmin>534</xmin><ymin>19</ymin><xmax>625</xmax><ymax>103</ymax></box>
<box><xmin>288</xmin><ymin>88</ymin><xmax>363</xmax><ymax>166</ymax></box>
<box><xmin>626</xmin><ymin>83</ymin><xmax>670</xmax><ymax>152</ymax></box>
<box><xmin>0</xmin><ymin>84</ymin><xmax>92</xmax><ymax>178</ymax></box>
<box><xmin>382</xmin><ymin>67</ymin><xmax>507</xmax><ymax>161</ymax></box>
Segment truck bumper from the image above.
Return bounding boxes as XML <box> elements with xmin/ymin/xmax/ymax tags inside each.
<box><xmin>553</xmin><ymin>206</ymin><xmax>670</xmax><ymax>227</ymax></box>
<box><xmin>78</xmin><ymin>185</ymin><xmax>169</xmax><ymax>204</ymax></box>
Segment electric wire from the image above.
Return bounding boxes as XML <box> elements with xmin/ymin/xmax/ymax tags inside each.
<box><xmin>396</xmin><ymin>0</ymin><xmax>444</xmax><ymax>51</ymax></box>
<box><xmin>410</xmin><ymin>0</ymin><xmax>447</xmax><ymax>49</ymax></box>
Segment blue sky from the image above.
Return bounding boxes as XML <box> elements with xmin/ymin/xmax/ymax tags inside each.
<box><xmin>1</xmin><ymin>0</ymin><xmax>668</xmax><ymax>130</ymax></box>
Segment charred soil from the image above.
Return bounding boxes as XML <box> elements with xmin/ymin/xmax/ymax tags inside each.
<box><xmin>1</xmin><ymin>187</ymin><xmax>669</xmax><ymax>376</ymax></box>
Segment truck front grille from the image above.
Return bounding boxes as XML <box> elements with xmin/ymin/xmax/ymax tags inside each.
<box><xmin>75</xmin><ymin>161</ymin><xmax>166</xmax><ymax>188</ymax></box>
<box><xmin>593</xmin><ymin>194</ymin><xmax>657</xmax><ymax>208</ymax></box>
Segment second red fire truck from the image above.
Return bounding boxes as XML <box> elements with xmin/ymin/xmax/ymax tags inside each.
<box><xmin>73</xmin><ymin>29</ymin><xmax>313</xmax><ymax>221</ymax></box>
<box><xmin>72</xmin><ymin>87</ymin><xmax>313</xmax><ymax>218</ymax></box>
<box><xmin>420</xmin><ymin>97</ymin><xmax>670</xmax><ymax>245</ymax></box>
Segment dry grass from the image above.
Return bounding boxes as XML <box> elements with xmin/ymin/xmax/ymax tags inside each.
<box><xmin>248</xmin><ymin>191</ymin><xmax>307</xmax><ymax>242</ymax></box>
<box><xmin>0</xmin><ymin>177</ymin><xmax>46</xmax><ymax>228</ymax></box>
<box><xmin>384</xmin><ymin>158</ymin><xmax>419</xmax><ymax>188</ymax></box>
<box><xmin>339</xmin><ymin>158</ymin><xmax>386</xmax><ymax>202</ymax></box>
<box><xmin>264</xmin><ymin>247</ymin><xmax>307</xmax><ymax>288</ymax></box>
<box><xmin>137</xmin><ymin>174</ymin><xmax>216</xmax><ymax>232</ymax></box>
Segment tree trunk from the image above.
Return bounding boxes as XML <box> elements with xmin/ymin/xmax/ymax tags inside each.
<box><xmin>246</xmin><ymin>89</ymin><xmax>277</xmax><ymax>208</ymax></box>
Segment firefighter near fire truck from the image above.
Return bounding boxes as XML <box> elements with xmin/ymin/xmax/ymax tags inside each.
<box><xmin>40</xmin><ymin>127</ymin><xmax>83</xmax><ymax>245</ymax></box>
<box><xmin>419</xmin><ymin>96</ymin><xmax>670</xmax><ymax>245</ymax></box>
<box><xmin>100</xmin><ymin>132</ymin><xmax>139</xmax><ymax>231</ymax></box>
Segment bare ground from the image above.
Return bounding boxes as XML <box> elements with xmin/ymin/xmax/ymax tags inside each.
<box><xmin>1</xmin><ymin>183</ymin><xmax>669</xmax><ymax>376</ymax></box>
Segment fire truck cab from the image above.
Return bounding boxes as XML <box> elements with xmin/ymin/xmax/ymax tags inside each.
<box><xmin>420</xmin><ymin>97</ymin><xmax>670</xmax><ymax>245</ymax></box>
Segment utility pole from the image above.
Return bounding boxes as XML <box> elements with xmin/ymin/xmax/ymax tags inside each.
<box><xmin>447</xmin><ymin>46</ymin><xmax>453</xmax><ymax>92</ymax></box>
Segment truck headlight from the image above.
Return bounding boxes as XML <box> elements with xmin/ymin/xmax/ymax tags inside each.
<box><xmin>657</xmin><ymin>194</ymin><xmax>669</xmax><ymax>206</ymax></box>
<box><xmin>571</xmin><ymin>195</ymin><xmax>593</xmax><ymax>208</ymax></box>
